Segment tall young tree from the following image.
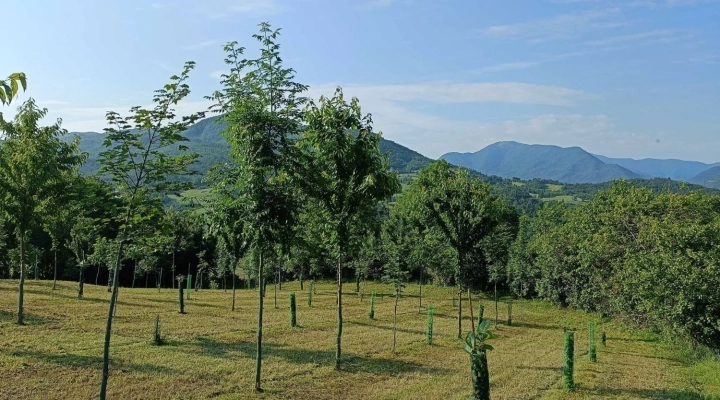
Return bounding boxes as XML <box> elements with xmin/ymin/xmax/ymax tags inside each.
<box><xmin>0</xmin><ymin>99</ymin><xmax>85</xmax><ymax>324</ymax></box>
<box><xmin>96</xmin><ymin>62</ymin><xmax>205</xmax><ymax>400</ymax></box>
<box><xmin>398</xmin><ymin>161</ymin><xmax>511</xmax><ymax>338</ymax></box>
<box><xmin>0</xmin><ymin>72</ymin><xmax>27</xmax><ymax>105</ymax></box>
<box><xmin>206</xmin><ymin>23</ymin><xmax>307</xmax><ymax>392</ymax></box>
<box><xmin>296</xmin><ymin>87</ymin><xmax>399</xmax><ymax>369</ymax></box>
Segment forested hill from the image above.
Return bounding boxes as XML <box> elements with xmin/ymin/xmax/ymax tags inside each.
<box><xmin>66</xmin><ymin>116</ymin><xmax>716</xmax><ymax>215</ymax></box>
<box><xmin>64</xmin><ymin>115</ymin><xmax>432</xmax><ymax>182</ymax></box>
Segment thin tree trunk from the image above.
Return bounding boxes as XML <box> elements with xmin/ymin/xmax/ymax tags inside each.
<box><xmin>78</xmin><ymin>267</ymin><xmax>85</xmax><ymax>299</ymax></box>
<box><xmin>299</xmin><ymin>273</ymin><xmax>303</xmax><ymax>291</ymax></box>
<box><xmin>335</xmin><ymin>253</ymin><xmax>343</xmax><ymax>370</ymax></box>
<box><xmin>16</xmin><ymin>233</ymin><xmax>26</xmax><ymax>325</ymax></box>
<box><xmin>419</xmin><ymin>267</ymin><xmax>423</xmax><ymax>311</ymax></box>
<box><xmin>96</xmin><ymin>266</ymin><xmax>100</xmax><ymax>286</ymax></box>
<box><xmin>52</xmin><ymin>248</ymin><xmax>58</xmax><ymax>290</ymax></box>
<box><xmin>158</xmin><ymin>266</ymin><xmax>163</xmax><ymax>292</ymax></box>
<box><xmin>145</xmin><ymin>272</ymin><xmax>149</xmax><ymax>288</ymax></box>
<box><xmin>171</xmin><ymin>251</ymin><xmax>175</xmax><ymax>290</ymax></box>
<box><xmin>279</xmin><ymin>268</ymin><xmax>282</xmax><ymax>291</ymax></box>
<box><xmin>457</xmin><ymin>285</ymin><xmax>462</xmax><ymax>339</ymax></box>
<box><xmin>34</xmin><ymin>253</ymin><xmax>38</xmax><ymax>280</ymax></box>
<box><xmin>274</xmin><ymin>269</ymin><xmax>278</xmax><ymax>309</ymax></box>
<box><xmin>468</xmin><ymin>288</ymin><xmax>476</xmax><ymax>335</ymax></box>
<box><xmin>494</xmin><ymin>281</ymin><xmax>498</xmax><ymax>328</ymax></box>
<box><xmin>99</xmin><ymin>236</ymin><xmax>126</xmax><ymax>400</ymax></box>
<box><xmin>393</xmin><ymin>285</ymin><xmax>399</xmax><ymax>353</ymax></box>
<box><xmin>255</xmin><ymin>252</ymin><xmax>265</xmax><ymax>393</ymax></box>
<box><xmin>231</xmin><ymin>264</ymin><xmax>237</xmax><ymax>311</ymax></box>
<box><xmin>132</xmin><ymin>261</ymin><xmax>137</xmax><ymax>288</ymax></box>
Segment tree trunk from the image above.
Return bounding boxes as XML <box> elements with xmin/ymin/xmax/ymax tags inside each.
<box><xmin>52</xmin><ymin>248</ymin><xmax>58</xmax><ymax>290</ymax></box>
<box><xmin>78</xmin><ymin>267</ymin><xmax>85</xmax><ymax>299</ymax></box>
<box><xmin>299</xmin><ymin>273</ymin><xmax>303</xmax><ymax>291</ymax></box>
<box><xmin>355</xmin><ymin>274</ymin><xmax>360</xmax><ymax>293</ymax></box>
<box><xmin>145</xmin><ymin>272</ymin><xmax>149</xmax><ymax>288</ymax></box>
<box><xmin>468</xmin><ymin>288</ymin><xmax>476</xmax><ymax>335</ymax></box>
<box><xmin>158</xmin><ymin>266</ymin><xmax>163</xmax><ymax>292</ymax></box>
<box><xmin>279</xmin><ymin>268</ymin><xmax>282</xmax><ymax>291</ymax></box>
<box><xmin>494</xmin><ymin>281</ymin><xmax>498</xmax><ymax>328</ymax></box>
<box><xmin>34</xmin><ymin>254</ymin><xmax>38</xmax><ymax>280</ymax></box>
<box><xmin>231</xmin><ymin>264</ymin><xmax>237</xmax><ymax>312</ymax></box>
<box><xmin>99</xmin><ymin>237</ymin><xmax>126</xmax><ymax>400</ymax></box>
<box><xmin>16</xmin><ymin>233</ymin><xmax>26</xmax><ymax>325</ymax></box>
<box><xmin>132</xmin><ymin>261</ymin><xmax>137</xmax><ymax>288</ymax></box>
<box><xmin>96</xmin><ymin>266</ymin><xmax>100</xmax><ymax>286</ymax></box>
<box><xmin>392</xmin><ymin>285</ymin><xmax>399</xmax><ymax>354</ymax></box>
<box><xmin>171</xmin><ymin>251</ymin><xmax>175</xmax><ymax>290</ymax></box>
<box><xmin>255</xmin><ymin>252</ymin><xmax>265</xmax><ymax>393</ymax></box>
<box><xmin>419</xmin><ymin>268</ymin><xmax>423</xmax><ymax>310</ymax></box>
<box><xmin>335</xmin><ymin>253</ymin><xmax>343</xmax><ymax>370</ymax></box>
<box><xmin>274</xmin><ymin>269</ymin><xmax>278</xmax><ymax>309</ymax></box>
<box><xmin>457</xmin><ymin>286</ymin><xmax>462</xmax><ymax>339</ymax></box>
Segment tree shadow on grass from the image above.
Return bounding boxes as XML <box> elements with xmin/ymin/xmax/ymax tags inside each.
<box><xmin>607</xmin><ymin>336</ymin><xmax>659</xmax><ymax>343</ymax></box>
<box><xmin>591</xmin><ymin>387</ymin><xmax>719</xmax><ymax>400</ymax></box>
<box><xmin>1</xmin><ymin>348</ymin><xmax>175</xmax><ymax>374</ymax></box>
<box><xmin>346</xmin><ymin>320</ymin><xmax>425</xmax><ymax>336</ymax></box>
<box><xmin>0</xmin><ymin>310</ymin><xmax>57</xmax><ymax>325</ymax></box>
<box><xmin>189</xmin><ymin>337</ymin><xmax>447</xmax><ymax>375</ymax></box>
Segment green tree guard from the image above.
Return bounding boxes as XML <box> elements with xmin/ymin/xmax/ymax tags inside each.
<box><xmin>601</xmin><ymin>331</ymin><xmax>607</xmax><ymax>347</ymax></box>
<box><xmin>369</xmin><ymin>291</ymin><xmax>376</xmax><ymax>320</ymax></box>
<box><xmin>290</xmin><ymin>292</ymin><xmax>297</xmax><ymax>327</ymax></box>
<box><xmin>464</xmin><ymin>320</ymin><xmax>494</xmax><ymax>400</ymax></box>
<box><xmin>589</xmin><ymin>321</ymin><xmax>597</xmax><ymax>363</ymax></box>
<box><xmin>308</xmin><ymin>284</ymin><xmax>313</xmax><ymax>307</ymax></box>
<box><xmin>426</xmin><ymin>305</ymin><xmax>436</xmax><ymax>345</ymax></box>
<box><xmin>178</xmin><ymin>280</ymin><xmax>186</xmax><ymax>314</ymax></box>
<box><xmin>563</xmin><ymin>331</ymin><xmax>575</xmax><ymax>390</ymax></box>
<box><xmin>507</xmin><ymin>302</ymin><xmax>513</xmax><ymax>326</ymax></box>
<box><xmin>153</xmin><ymin>315</ymin><xmax>163</xmax><ymax>345</ymax></box>
<box><xmin>186</xmin><ymin>274</ymin><xmax>192</xmax><ymax>300</ymax></box>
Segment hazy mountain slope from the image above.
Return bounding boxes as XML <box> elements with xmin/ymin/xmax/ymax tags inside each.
<box><xmin>688</xmin><ymin>166</ymin><xmax>720</xmax><ymax>189</ymax></box>
<box><xmin>441</xmin><ymin>141</ymin><xmax>642</xmax><ymax>184</ymax></box>
<box><xmin>593</xmin><ymin>154</ymin><xmax>718</xmax><ymax>181</ymax></box>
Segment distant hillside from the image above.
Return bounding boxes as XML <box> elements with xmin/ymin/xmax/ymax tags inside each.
<box><xmin>593</xmin><ymin>154</ymin><xmax>719</xmax><ymax>181</ymax></box>
<box><xmin>65</xmin><ymin>115</ymin><xmax>433</xmax><ymax>185</ymax></box>
<box><xmin>441</xmin><ymin>141</ymin><xmax>642</xmax><ymax>184</ymax></box>
<box><xmin>689</xmin><ymin>166</ymin><xmax>720</xmax><ymax>189</ymax></box>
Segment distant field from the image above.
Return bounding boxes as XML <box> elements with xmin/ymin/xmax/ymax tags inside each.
<box><xmin>1</xmin><ymin>280</ymin><xmax>717</xmax><ymax>399</ymax></box>
<box><xmin>541</xmin><ymin>195</ymin><xmax>584</xmax><ymax>205</ymax></box>
<box><xmin>546</xmin><ymin>184</ymin><xmax>563</xmax><ymax>192</ymax></box>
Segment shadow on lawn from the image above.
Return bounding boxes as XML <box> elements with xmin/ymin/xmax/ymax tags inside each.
<box><xmin>0</xmin><ymin>310</ymin><xmax>57</xmax><ymax>325</ymax></box>
<box><xmin>190</xmin><ymin>337</ymin><xmax>447</xmax><ymax>375</ymax></box>
<box><xmin>591</xmin><ymin>387</ymin><xmax>719</xmax><ymax>400</ymax></box>
<box><xmin>0</xmin><ymin>348</ymin><xmax>175</xmax><ymax>374</ymax></box>
<box><xmin>346</xmin><ymin>320</ymin><xmax>425</xmax><ymax>336</ymax></box>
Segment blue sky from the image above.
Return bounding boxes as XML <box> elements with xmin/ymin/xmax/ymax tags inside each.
<box><xmin>2</xmin><ymin>0</ymin><xmax>719</xmax><ymax>161</ymax></box>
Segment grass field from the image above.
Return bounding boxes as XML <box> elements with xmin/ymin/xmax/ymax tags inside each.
<box><xmin>0</xmin><ymin>280</ymin><xmax>718</xmax><ymax>399</ymax></box>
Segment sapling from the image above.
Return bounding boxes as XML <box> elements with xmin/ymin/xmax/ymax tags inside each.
<box><xmin>369</xmin><ymin>291</ymin><xmax>376</xmax><ymax>320</ymax></box>
<box><xmin>463</xmin><ymin>319</ymin><xmax>496</xmax><ymax>400</ymax></box>
<box><xmin>186</xmin><ymin>273</ymin><xmax>192</xmax><ymax>300</ymax></box>
<box><xmin>307</xmin><ymin>284</ymin><xmax>313</xmax><ymax>307</ymax></box>
<box><xmin>152</xmin><ymin>315</ymin><xmax>164</xmax><ymax>346</ymax></box>
<box><xmin>563</xmin><ymin>331</ymin><xmax>575</xmax><ymax>390</ymax></box>
<box><xmin>589</xmin><ymin>321</ymin><xmax>597</xmax><ymax>362</ymax></box>
<box><xmin>476</xmin><ymin>304</ymin><xmax>485</xmax><ymax>333</ymax></box>
<box><xmin>426</xmin><ymin>305</ymin><xmax>436</xmax><ymax>345</ymax></box>
<box><xmin>177</xmin><ymin>275</ymin><xmax>186</xmax><ymax>314</ymax></box>
<box><xmin>601</xmin><ymin>331</ymin><xmax>607</xmax><ymax>347</ymax></box>
<box><xmin>290</xmin><ymin>292</ymin><xmax>297</xmax><ymax>327</ymax></box>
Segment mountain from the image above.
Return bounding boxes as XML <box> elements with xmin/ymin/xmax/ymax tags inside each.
<box><xmin>688</xmin><ymin>166</ymin><xmax>720</xmax><ymax>189</ymax></box>
<box><xmin>593</xmin><ymin>155</ymin><xmax>719</xmax><ymax>181</ymax></box>
<box><xmin>441</xmin><ymin>141</ymin><xmax>643</xmax><ymax>184</ymax></box>
<box><xmin>64</xmin><ymin>115</ymin><xmax>433</xmax><ymax>184</ymax></box>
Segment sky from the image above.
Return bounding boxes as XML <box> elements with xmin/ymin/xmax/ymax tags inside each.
<box><xmin>2</xmin><ymin>0</ymin><xmax>719</xmax><ymax>162</ymax></box>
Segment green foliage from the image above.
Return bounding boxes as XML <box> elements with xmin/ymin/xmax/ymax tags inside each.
<box><xmin>463</xmin><ymin>320</ymin><xmax>495</xmax><ymax>400</ymax></box>
<box><xmin>0</xmin><ymin>72</ymin><xmax>27</xmax><ymax>106</ymax></box>
<box><xmin>589</xmin><ymin>321</ymin><xmax>597</xmax><ymax>363</ymax></box>
<box><xmin>426</xmin><ymin>305</ymin><xmax>436</xmax><ymax>345</ymax></box>
<box><xmin>476</xmin><ymin>304</ymin><xmax>485</xmax><ymax>333</ymax></box>
<box><xmin>563</xmin><ymin>331</ymin><xmax>575</xmax><ymax>391</ymax></box>
<box><xmin>290</xmin><ymin>292</ymin><xmax>297</xmax><ymax>327</ymax></box>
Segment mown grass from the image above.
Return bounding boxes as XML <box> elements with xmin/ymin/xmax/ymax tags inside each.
<box><xmin>0</xmin><ymin>280</ymin><xmax>717</xmax><ymax>399</ymax></box>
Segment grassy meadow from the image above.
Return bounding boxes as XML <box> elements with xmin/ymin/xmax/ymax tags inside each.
<box><xmin>0</xmin><ymin>280</ymin><xmax>718</xmax><ymax>399</ymax></box>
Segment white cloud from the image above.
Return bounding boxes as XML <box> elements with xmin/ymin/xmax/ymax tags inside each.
<box><xmin>587</xmin><ymin>29</ymin><xmax>685</xmax><ymax>46</ymax></box>
<box><xmin>481</xmin><ymin>8</ymin><xmax>625</xmax><ymax>43</ymax></box>
<box><xmin>307</xmin><ymin>82</ymin><xmax>587</xmax><ymax>107</ymax></box>
<box><xmin>183</xmin><ymin>40</ymin><xmax>218</xmax><ymax>50</ymax></box>
<box><xmin>476</xmin><ymin>52</ymin><xmax>589</xmax><ymax>73</ymax></box>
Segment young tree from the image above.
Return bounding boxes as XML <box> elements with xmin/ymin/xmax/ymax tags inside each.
<box><xmin>398</xmin><ymin>161</ymin><xmax>511</xmax><ymax>338</ymax></box>
<box><xmin>382</xmin><ymin>213</ymin><xmax>411</xmax><ymax>354</ymax></box>
<box><xmin>206</xmin><ymin>23</ymin><xmax>307</xmax><ymax>392</ymax></box>
<box><xmin>0</xmin><ymin>99</ymin><xmax>85</xmax><ymax>324</ymax></box>
<box><xmin>0</xmin><ymin>72</ymin><xmax>27</xmax><ymax>105</ymax></box>
<box><xmin>96</xmin><ymin>62</ymin><xmax>205</xmax><ymax>400</ymax></box>
<box><xmin>296</xmin><ymin>87</ymin><xmax>399</xmax><ymax>369</ymax></box>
